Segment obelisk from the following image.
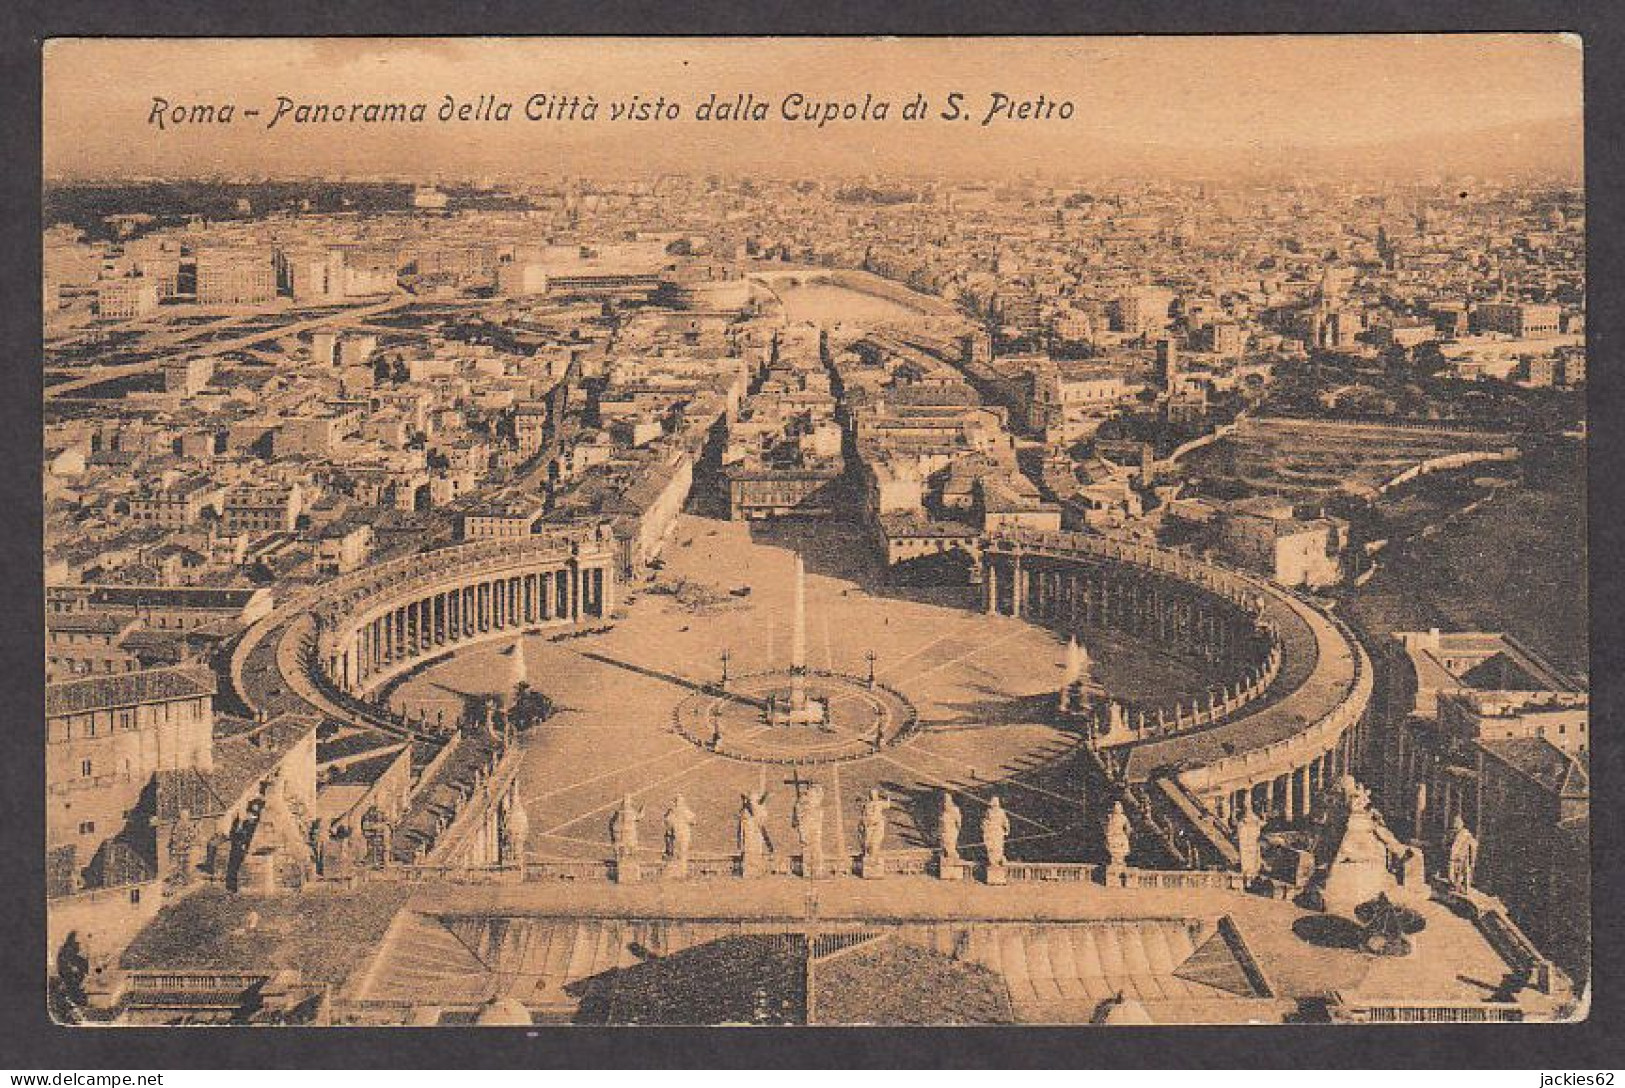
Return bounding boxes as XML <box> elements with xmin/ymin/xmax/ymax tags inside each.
<box><xmin>790</xmin><ymin>553</ymin><xmax>808</xmax><ymax>712</ymax></box>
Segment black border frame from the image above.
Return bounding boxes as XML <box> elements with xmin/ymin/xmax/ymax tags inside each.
<box><xmin>2</xmin><ymin>1</ymin><xmax>1620</xmax><ymax>1069</ymax></box>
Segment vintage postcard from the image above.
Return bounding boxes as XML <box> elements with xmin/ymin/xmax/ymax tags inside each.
<box><xmin>40</xmin><ymin>36</ymin><xmax>1586</xmax><ymax>1026</ymax></box>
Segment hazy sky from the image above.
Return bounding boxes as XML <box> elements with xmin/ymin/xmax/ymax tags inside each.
<box><xmin>43</xmin><ymin>36</ymin><xmax>1584</xmax><ymax>180</ymax></box>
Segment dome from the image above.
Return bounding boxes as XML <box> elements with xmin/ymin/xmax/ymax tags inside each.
<box><xmin>473</xmin><ymin>997</ymin><xmax>532</xmax><ymax>1027</ymax></box>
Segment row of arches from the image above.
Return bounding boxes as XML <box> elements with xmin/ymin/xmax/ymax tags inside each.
<box><xmin>321</xmin><ymin>559</ymin><xmax>614</xmax><ymax>695</ymax></box>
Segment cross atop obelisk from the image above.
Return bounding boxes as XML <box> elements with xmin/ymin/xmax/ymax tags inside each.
<box><xmin>790</xmin><ymin>553</ymin><xmax>808</xmax><ymax>711</ymax></box>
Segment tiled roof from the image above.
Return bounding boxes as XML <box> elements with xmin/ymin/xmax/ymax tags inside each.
<box><xmin>156</xmin><ymin>767</ymin><xmax>229</xmax><ymax>821</ymax></box>
<box><xmin>45</xmin><ymin>665</ymin><xmax>217</xmax><ymax>718</ymax></box>
<box><xmin>207</xmin><ymin>713</ymin><xmax>322</xmax><ymax>808</ymax></box>
<box><xmin>46</xmin><ymin>612</ymin><xmax>136</xmax><ymax>636</ymax></box>
<box><xmin>1480</xmin><ymin>736</ymin><xmax>1589</xmax><ymax>797</ymax></box>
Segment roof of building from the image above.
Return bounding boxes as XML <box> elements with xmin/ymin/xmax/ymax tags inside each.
<box><xmin>318</xmin><ymin>730</ymin><xmax>409</xmax><ymax>766</ymax></box>
<box><xmin>155</xmin><ymin>766</ymin><xmax>231</xmax><ymax>822</ymax></box>
<box><xmin>876</xmin><ymin>512</ymin><xmax>981</xmax><ymax>540</ymax></box>
<box><xmin>1478</xmin><ymin>736</ymin><xmax>1590</xmax><ymax>799</ymax></box>
<box><xmin>46</xmin><ymin>611</ymin><xmax>138</xmax><ymax>636</ymax></box>
<box><xmin>207</xmin><ymin>712</ymin><xmax>323</xmax><ymax>811</ymax></box>
<box><xmin>62</xmin><ymin>584</ymin><xmax>266</xmax><ymax>612</ymax></box>
<box><xmin>45</xmin><ymin>664</ymin><xmax>217</xmax><ymax>718</ymax></box>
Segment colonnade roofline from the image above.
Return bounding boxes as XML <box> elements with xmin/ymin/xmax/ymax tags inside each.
<box><xmin>322</xmin><ymin>541</ymin><xmax>613</xmax><ymax>633</ymax></box>
<box><xmin>982</xmin><ymin>527</ymin><xmax>1267</xmax><ymax>609</ymax></box>
<box><xmin>317</xmin><ymin>524</ymin><xmax>617</xmax><ymax>617</ymax></box>
<box><xmin>978</xmin><ymin>526</ymin><xmax>1372</xmax><ymax>803</ymax></box>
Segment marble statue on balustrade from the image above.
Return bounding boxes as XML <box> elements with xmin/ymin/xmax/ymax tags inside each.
<box><xmin>664</xmin><ymin>794</ymin><xmax>695</xmax><ymax>878</ymax></box>
<box><xmin>610</xmin><ymin>794</ymin><xmax>642</xmax><ymax>853</ymax></box>
<box><xmin>1447</xmin><ymin>815</ymin><xmax>1478</xmax><ymax>892</ymax></box>
<box><xmin>1104</xmin><ymin>800</ymin><xmax>1133</xmax><ymax>870</ymax></box>
<box><xmin>793</xmin><ymin>784</ymin><xmax>826</xmax><ymax>878</ymax></box>
<box><xmin>860</xmin><ymin>789</ymin><xmax>890</xmax><ymax>878</ymax></box>
<box><xmin>611</xmin><ymin>793</ymin><xmax>644</xmax><ymax>883</ymax></box>
<box><xmin>981</xmin><ymin>795</ymin><xmax>1010</xmax><ymax>884</ymax></box>
<box><xmin>739</xmin><ymin>791</ymin><xmax>770</xmax><ymax>876</ymax></box>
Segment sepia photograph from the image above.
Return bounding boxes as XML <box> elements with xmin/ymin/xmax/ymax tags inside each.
<box><xmin>37</xmin><ymin>34</ymin><xmax>1589</xmax><ymax>1030</ymax></box>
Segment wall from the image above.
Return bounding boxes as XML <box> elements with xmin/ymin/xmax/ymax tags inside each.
<box><xmin>47</xmin><ymin>878</ymin><xmax>166</xmax><ymax>975</ymax></box>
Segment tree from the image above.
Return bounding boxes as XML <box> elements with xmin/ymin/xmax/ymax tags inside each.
<box><xmin>1411</xmin><ymin>342</ymin><xmax>1449</xmax><ymax>380</ymax></box>
<box><xmin>49</xmin><ymin>932</ymin><xmax>91</xmax><ymax>1021</ymax></box>
<box><xmin>1355</xmin><ymin>894</ymin><xmax>1425</xmax><ymax>957</ymax></box>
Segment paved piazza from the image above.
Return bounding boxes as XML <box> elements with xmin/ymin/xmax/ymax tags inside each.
<box><xmin>389</xmin><ymin>511</ymin><xmax>1219</xmax><ymax>865</ymax></box>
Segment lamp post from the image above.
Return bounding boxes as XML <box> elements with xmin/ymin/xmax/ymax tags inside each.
<box><xmin>720</xmin><ymin>647</ymin><xmax>731</xmax><ymax>691</ymax></box>
<box><xmin>865</xmin><ymin>649</ymin><xmax>877</xmax><ymax>689</ymax></box>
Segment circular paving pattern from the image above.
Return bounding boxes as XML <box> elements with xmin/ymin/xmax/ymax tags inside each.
<box><xmin>673</xmin><ymin>669</ymin><xmax>918</xmax><ymax>765</ymax></box>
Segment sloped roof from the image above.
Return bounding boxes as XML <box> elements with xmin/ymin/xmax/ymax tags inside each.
<box><xmin>45</xmin><ymin>664</ymin><xmax>217</xmax><ymax>718</ymax></box>
<box><xmin>1479</xmin><ymin>736</ymin><xmax>1589</xmax><ymax>798</ymax></box>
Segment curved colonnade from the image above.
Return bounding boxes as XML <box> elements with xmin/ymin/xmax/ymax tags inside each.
<box><xmin>983</xmin><ymin>532</ymin><xmax>1288</xmax><ymax>743</ymax></box>
<box><xmin>981</xmin><ymin>529</ymin><xmax>1373</xmax><ymax>831</ymax></box>
<box><xmin>230</xmin><ymin>526</ymin><xmax>619</xmax><ymax>739</ymax></box>
<box><xmin>311</xmin><ymin>529</ymin><xmax>617</xmax><ymax>700</ymax></box>
<box><xmin>226</xmin><ymin>526</ymin><xmax>621</xmax><ymax>869</ymax></box>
